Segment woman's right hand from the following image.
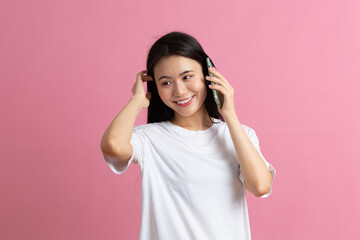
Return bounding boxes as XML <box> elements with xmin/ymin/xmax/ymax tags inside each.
<box><xmin>131</xmin><ymin>70</ymin><xmax>153</xmax><ymax>109</ymax></box>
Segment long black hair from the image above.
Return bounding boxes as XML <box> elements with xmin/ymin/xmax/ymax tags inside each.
<box><xmin>145</xmin><ymin>31</ymin><xmax>224</xmax><ymax>123</ymax></box>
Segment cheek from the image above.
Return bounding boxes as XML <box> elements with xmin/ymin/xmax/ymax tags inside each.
<box><xmin>157</xmin><ymin>87</ymin><xmax>170</xmax><ymax>102</ymax></box>
<box><xmin>192</xmin><ymin>78</ymin><xmax>207</xmax><ymax>93</ymax></box>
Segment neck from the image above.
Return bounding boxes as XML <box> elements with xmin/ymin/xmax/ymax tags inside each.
<box><xmin>170</xmin><ymin>107</ymin><xmax>214</xmax><ymax>131</ymax></box>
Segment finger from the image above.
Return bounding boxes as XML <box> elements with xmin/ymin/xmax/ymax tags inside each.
<box><xmin>208</xmin><ymin>67</ymin><xmax>225</xmax><ymax>79</ymax></box>
<box><xmin>142</xmin><ymin>75</ymin><xmax>153</xmax><ymax>82</ymax></box>
<box><xmin>208</xmin><ymin>83</ymin><xmax>227</xmax><ymax>94</ymax></box>
<box><xmin>136</xmin><ymin>70</ymin><xmax>147</xmax><ymax>80</ymax></box>
<box><xmin>208</xmin><ymin>68</ymin><xmax>231</xmax><ymax>86</ymax></box>
<box><xmin>206</xmin><ymin>76</ymin><xmax>231</xmax><ymax>91</ymax></box>
<box><xmin>141</xmin><ymin>70</ymin><xmax>153</xmax><ymax>82</ymax></box>
<box><xmin>137</xmin><ymin>70</ymin><xmax>152</xmax><ymax>82</ymax></box>
<box><xmin>206</xmin><ymin>75</ymin><xmax>222</xmax><ymax>83</ymax></box>
<box><xmin>137</xmin><ymin>70</ymin><xmax>147</xmax><ymax>76</ymax></box>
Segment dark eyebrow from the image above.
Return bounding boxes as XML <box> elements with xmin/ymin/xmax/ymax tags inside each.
<box><xmin>158</xmin><ymin>70</ymin><xmax>194</xmax><ymax>81</ymax></box>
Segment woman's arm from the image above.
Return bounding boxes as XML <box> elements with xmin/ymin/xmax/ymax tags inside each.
<box><xmin>206</xmin><ymin>66</ymin><xmax>272</xmax><ymax>197</ymax></box>
<box><xmin>100</xmin><ymin>70</ymin><xmax>152</xmax><ymax>163</ymax></box>
<box><xmin>100</xmin><ymin>96</ymin><xmax>144</xmax><ymax>162</ymax></box>
<box><xmin>224</xmin><ymin>113</ymin><xmax>272</xmax><ymax>197</ymax></box>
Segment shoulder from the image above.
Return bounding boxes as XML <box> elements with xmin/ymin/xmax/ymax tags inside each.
<box><xmin>240</xmin><ymin>123</ymin><xmax>255</xmax><ymax>134</ymax></box>
<box><xmin>133</xmin><ymin>121</ymin><xmax>168</xmax><ymax>133</ymax></box>
<box><xmin>220</xmin><ymin>119</ymin><xmax>255</xmax><ymax>134</ymax></box>
<box><xmin>221</xmin><ymin>121</ymin><xmax>258</xmax><ymax>141</ymax></box>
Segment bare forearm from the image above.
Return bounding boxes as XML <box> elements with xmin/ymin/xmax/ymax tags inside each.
<box><xmin>100</xmin><ymin>96</ymin><xmax>143</xmax><ymax>153</ymax></box>
<box><xmin>224</xmin><ymin>113</ymin><xmax>272</xmax><ymax>197</ymax></box>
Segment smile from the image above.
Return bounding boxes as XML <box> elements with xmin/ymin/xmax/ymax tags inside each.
<box><xmin>173</xmin><ymin>95</ymin><xmax>195</xmax><ymax>106</ymax></box>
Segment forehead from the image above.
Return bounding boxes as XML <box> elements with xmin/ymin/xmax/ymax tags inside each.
<box><xmin>154</xmin><ymin>55</ymin><xmax>201</xmax><ymax>75</ymax></box>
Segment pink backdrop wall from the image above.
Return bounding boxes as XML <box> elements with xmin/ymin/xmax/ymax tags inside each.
<box><xmin>1</xmin><ymin>0</ymin><xmax>359</xmax><ymax>239</ymax></box>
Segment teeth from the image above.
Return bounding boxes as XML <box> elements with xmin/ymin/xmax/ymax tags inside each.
<box><xmin>177</xmin><ymin>96</ymin><xmax>193</xmax><ymax>104</ymax></box>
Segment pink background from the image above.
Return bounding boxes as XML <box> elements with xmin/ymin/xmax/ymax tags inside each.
<box><xmin>1</xmin><ymin>0</ymin><xmax>359</xmax><ymax>239</ymax></box>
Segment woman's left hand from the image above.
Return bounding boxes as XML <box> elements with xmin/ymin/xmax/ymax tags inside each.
<box><xmin>206</xmin><ymin>67</ymin><xmax>236</xmax><ymax>119</ymax></box>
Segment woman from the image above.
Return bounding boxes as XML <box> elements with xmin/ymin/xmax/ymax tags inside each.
<box><xmin>100</xmin><ymin>31</ymin><xmax>276</xmax><ymax>240</ymax></box>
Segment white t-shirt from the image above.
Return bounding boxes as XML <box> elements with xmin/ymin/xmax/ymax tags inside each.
<box><xmin>103</xmin><ymin>118</ymin><xmax>276</xmax><ymax>240</ymax></box>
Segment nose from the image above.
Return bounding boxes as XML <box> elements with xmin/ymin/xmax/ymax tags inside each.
<box><xmin>172</xmin><ymin>81</ymin><xmax>188</xmax><ymax>97</ymax></box>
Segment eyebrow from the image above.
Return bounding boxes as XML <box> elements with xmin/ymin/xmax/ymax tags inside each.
<box><xmin>158</xmin><ymin>70</ymin><xmax>194</xmax><ymax>81</ymax></box>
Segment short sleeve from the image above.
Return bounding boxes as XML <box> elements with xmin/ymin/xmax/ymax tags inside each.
<box><xmin>102</xmin><ymin>129</ymin><xmax>144</xmax><ymax>174</ymax></box>
<box><xmin>239</xmin><ymin>127</ymin><xmax>276</xmax><ymax>198</ymax></box>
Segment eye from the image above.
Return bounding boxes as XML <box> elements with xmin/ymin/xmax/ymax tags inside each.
<box><xmin>161</xmin><ymin>75</ymin><xmax>192</xmax><ymax>86</ymax></box>
<box><xmin>184</xmin><ymin>75</ymin><xmax>193</xmax><ymax>80</ymax></box>
<box><xmin>161</xmin><ymin>81</ymin><xmax>171</xmax><ymax>86</ymax></box>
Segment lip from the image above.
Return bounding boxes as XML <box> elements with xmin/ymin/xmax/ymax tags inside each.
<box><xmin>173</xmin><ymin>95</ymin><xmax>195</xmax><ymax>102</ymax></box>
<box><xmin>173</xmin><ymin>95</ymin><xmax>195</xmax><ymax>107</ymax></box>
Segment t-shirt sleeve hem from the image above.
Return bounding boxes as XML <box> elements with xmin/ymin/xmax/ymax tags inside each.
<box><xmin>259</xmin><ymin>162</ymin><xmax>276</xmax><ymax>198</ymax></box>
<box><xmin>102</xmin><ymin>151</ymin><xmax>136</xmax><ymax>175</ymax></box>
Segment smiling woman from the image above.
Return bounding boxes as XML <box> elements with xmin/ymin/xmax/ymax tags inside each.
<box><xmin>100</xmin><ymin>31</ymin><xmax>276</xmax><ymax>240</ymax></box>
<box><xmin>145</xmin><ymin>32</ymin><xmax>223</xmax><ymax>125</ymax></box>
<box><xmin>152</xmin><ymin>55</ymin><xmax>210</xmax><ymax>127</ymax></box>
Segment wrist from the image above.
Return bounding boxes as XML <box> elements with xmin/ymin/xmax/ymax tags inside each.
<box><xmin>130</xmin><ymin>95</ymin><xmax>146</xmax><ymax>111</ymax></box>
<box><xmin>222</xmin><ymin>111</ymin><xmax>238</xmax><ymax>122</ymax></box>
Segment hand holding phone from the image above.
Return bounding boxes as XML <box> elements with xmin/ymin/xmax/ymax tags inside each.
<box><xmin>206</xmin><ymin>57</ymin><xmax>222</xmax><ymax>109</ymax></box>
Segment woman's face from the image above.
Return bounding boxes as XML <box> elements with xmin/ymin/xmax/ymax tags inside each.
<box><xmin>153</xmin><ymin>55</ymin><xmax>207</xmax><ymax>119</ymax></box>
